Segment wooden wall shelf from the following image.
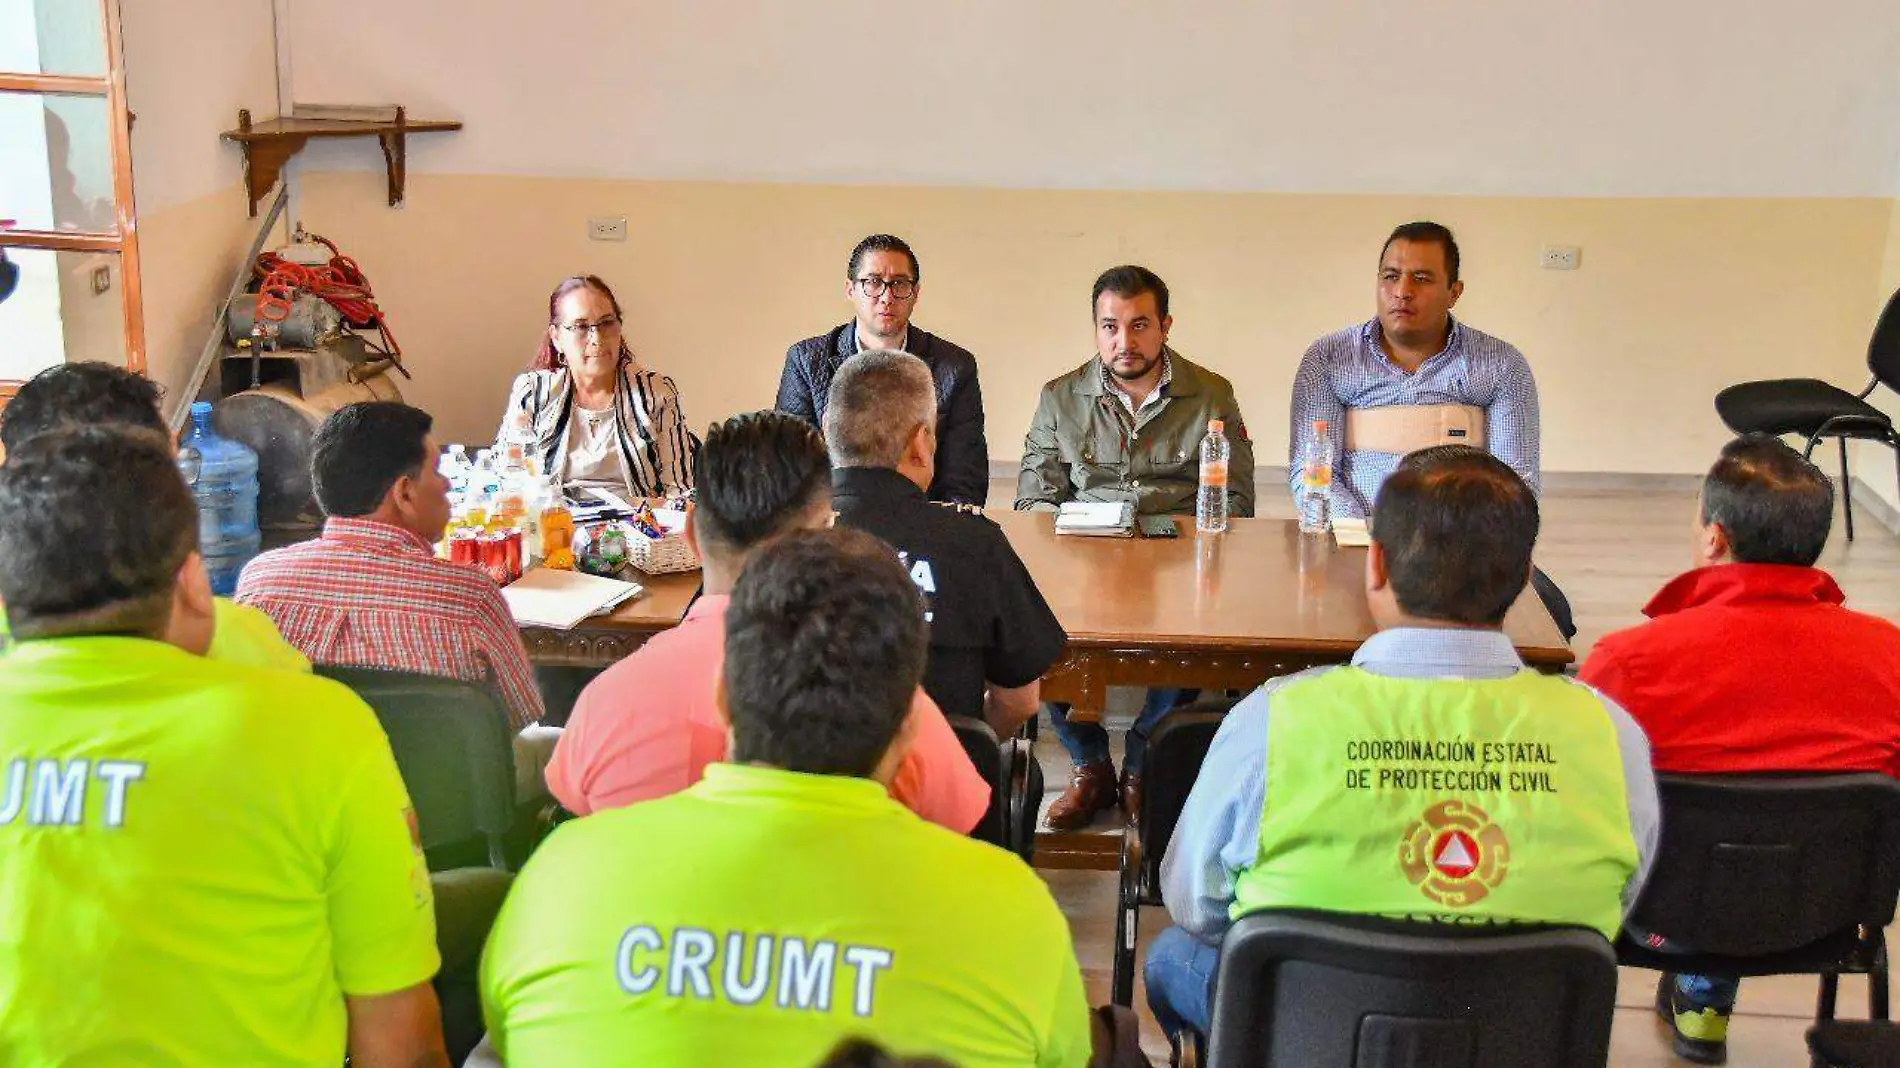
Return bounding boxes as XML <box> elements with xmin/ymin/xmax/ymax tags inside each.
<box><xmin>220</xmin><ymin>108</ymin><xmax>462</xmax><ymax>216</ymax></box>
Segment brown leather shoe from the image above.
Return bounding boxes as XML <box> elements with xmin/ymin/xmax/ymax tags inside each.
<box><xmin>1045</xmin><ymin>760</ymin><xmax>1118</xmax><ymax>831</ymax></box>
<box><xmin>1121</xmin><ymin>772</ymin><xmax>1143</xmax><ymax>822</ymax></box>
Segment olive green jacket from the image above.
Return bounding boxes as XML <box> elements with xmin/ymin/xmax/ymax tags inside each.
<box><xmin>1014</xmin><ymin>350</ymin><xmax>1256</xmax><ymax>517</ymax></box>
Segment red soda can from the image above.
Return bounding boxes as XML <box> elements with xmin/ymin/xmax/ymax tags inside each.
<box><xmin>479</xmin><ymin>533</ymin><xmax>512</xmax><ymax>585</ymax></box>
<box><xmin>501</xmin><ymin>528</ymin><xmax>523</xmax><ymax>582</ymax></box>
<box><xmin>449</xmin><ymin>529</ymin><xmax>481</xmax><ymax>568</ymax></box>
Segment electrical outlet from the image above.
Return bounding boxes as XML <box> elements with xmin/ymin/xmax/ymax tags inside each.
<box><xmin>588</xmin><ymin>216</ymin><xmax>628</xmax><ymax>242</ymax></box>
<box><xmin>1540</xmin><ymin>245</ymin><xmax>1581</xmax><ymax>271</ymax></box>
<box><xmin>91</xmin><ymin>264</ymin><xmax>112</xmax><ymax>294</ymax></box>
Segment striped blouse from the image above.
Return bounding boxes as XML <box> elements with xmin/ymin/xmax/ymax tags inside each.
<box><xmin>496</xmin><ymin>361</ymin><xmax>697</xmax><ymax>500</ymax></box>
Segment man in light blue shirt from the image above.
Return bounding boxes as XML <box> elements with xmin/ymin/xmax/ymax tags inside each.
<box><xmin>1288</xmin><ymin>222</ymin><xmax>1573</xmax><ymax>638</ymax></box>
<box><xmin>1145</xmin><ymin>447</ymin><xmax>1659</xmax><ymax>1038</ymax></box>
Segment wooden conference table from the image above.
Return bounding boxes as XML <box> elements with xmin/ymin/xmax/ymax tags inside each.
<box><xmin>517</xmin><ymin>514</ymin><xmax>1573</xmax><ymax>705</ymax></box>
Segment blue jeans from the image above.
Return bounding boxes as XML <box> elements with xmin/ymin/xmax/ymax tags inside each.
<box><xmin>1047</xmin><ymin>688</ymin><xmax>1187</xmax><ymax>773</ymax></box>
<box><xmin>1146</xmin><ymin>925</ymin><xmax>1220</xmax><ymax>1038</ymax></box>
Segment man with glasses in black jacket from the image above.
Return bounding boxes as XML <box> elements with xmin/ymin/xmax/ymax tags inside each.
<box><xmin>777</xmin><ymin>233</ymin><xmax>990</xmax><ymax>507</ymax></box>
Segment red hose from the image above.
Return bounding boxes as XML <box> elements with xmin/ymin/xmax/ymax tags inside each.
<box><xmin>253</xmin><ymin>232</ymin><xmax>404</xmax><ymax>368</ymax></box>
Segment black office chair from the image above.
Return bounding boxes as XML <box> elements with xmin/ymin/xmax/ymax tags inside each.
<box><xmin>1174</xmin><ymin>909</ymin><xmax>1617</xmax><ymax>1068</ymax></box>
<box><xmin>316</xmin><ymin>665</ymin><xmax>518</xmax><ymax>871</ymax></box>
<box><xmin>949</xmin><ymin>714</ymin><xmax>1040</xmax><ymax>861</ymax></box>
<box><xmin>1616</xmin><ymin>773</ymin><xmax>1900</xmax><ymax>1033</ymax></box>
<box><xmin>1810</xmin><ymin>1021</ymin><xmax>1900</xmax><ymax>1068</ymax></box>
<box><xmin>1715</xmin><ymin>286</ymin><xmax>1900</xmax><ymax>541</ymax></box>
<box><xmin>1111</xmin><ymin>706</ymin><xmax>1231</xmax><ymax>1006</ymax></box>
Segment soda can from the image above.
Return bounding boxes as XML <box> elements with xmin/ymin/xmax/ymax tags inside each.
<box><xmin>449</xmin><ymin>528</ymin><xmax>481</xmax><ymax>567</ymax></box>
<box><xmin>479</xmin><ymin>533</ymin><xmax>512</xmax><ymax>586</ymax></box>
<box><xmin>501</xmin><ymin>528</ymin><xmax>523</xmax><ymax>582</ymax></box>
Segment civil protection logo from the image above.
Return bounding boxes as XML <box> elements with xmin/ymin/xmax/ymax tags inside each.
<box><xmin>1398</xmin><ymin>799</ymin><xmax>1510</xmax><ymax>907</ymax></box>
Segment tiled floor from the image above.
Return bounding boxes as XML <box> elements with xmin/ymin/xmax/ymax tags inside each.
<box><xmin>1013</xmin><ymin>477</ymin><xmax>1900</xmax><ymax>1065</ymax></box>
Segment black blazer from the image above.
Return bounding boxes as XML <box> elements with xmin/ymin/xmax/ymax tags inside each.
<box><xmin>775</xmin><ymin>321</ymin><xmax>990</xmax><ymax>505</ymax></box>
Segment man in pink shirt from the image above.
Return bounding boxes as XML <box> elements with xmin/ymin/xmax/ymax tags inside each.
<box><xmin>546</xmin><ymin>411</ymin><xmax>989</xmax><ymax>833</ymax></box>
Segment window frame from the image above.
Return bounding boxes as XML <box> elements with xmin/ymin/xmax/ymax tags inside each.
<box><xmin>0</xmin><ymin>0</ymin><xmax>145</xmax><ymax>398</ymax></box>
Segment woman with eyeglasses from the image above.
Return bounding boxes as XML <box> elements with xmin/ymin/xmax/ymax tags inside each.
<box><xmin>496</xmin><ymin>274</ymin><xmax>696</xmax><ymax>501</ymax></box>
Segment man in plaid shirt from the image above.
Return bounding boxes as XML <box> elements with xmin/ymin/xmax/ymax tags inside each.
<box><xmin>238</xmin><ymin>402</ymin><xmax>553</xmax><ymax>796</ymax></box>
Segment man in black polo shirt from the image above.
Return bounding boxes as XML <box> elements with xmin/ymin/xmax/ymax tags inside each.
<box><xmin>826</xmin><ymin>349</ymin><xmax>1066</xmax><ymax>738</ymax></box>
<box><xmin>777</xmin><ymin>234</ymin><xmax>989</xmax><ymax>506</ymax></box>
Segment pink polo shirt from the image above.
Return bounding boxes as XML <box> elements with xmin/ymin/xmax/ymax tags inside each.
<box><xmin>545</xmin><ymin>595</ymin><xmax>990</xmax><ymax>834</ymax></box>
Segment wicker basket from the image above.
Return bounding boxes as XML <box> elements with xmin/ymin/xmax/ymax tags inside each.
<box><xmin>627</xmin><ymin>528</ymin><xmax>699</xmax><ymax>574</ymax></box>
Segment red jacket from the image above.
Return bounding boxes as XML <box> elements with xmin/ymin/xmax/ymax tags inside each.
<box><xmin>1580</xmin><ymin>564</ymin><xmax>1900</xmax><ymax>777</ymax></box>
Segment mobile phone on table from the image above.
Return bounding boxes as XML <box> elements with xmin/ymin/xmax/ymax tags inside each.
<box><xmin>1138</xmin><ymin>515</ymin><xmax>1179</xmax><ymax>538</ymax></box>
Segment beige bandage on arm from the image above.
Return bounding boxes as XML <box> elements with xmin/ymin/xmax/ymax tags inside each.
<box><xmin>1343</xmin><ymin>404</ymin><xmax>1487</xmax><ymax>454</ymax></box>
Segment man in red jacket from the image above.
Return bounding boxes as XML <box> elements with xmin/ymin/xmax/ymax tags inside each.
<box><xmin>1580</xmin><ymin>433</ymin><xmax>1900</xmax><ymax>1064</ymax></box>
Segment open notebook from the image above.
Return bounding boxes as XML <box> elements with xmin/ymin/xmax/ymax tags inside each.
<box><xmin>1055</xmin><ymin>501</ymin><xmax>1135</xmax><ymax>537</ymax></box>
<box><xmin>500</xmin><ymin>568</ymin><xmax>644</xmax><ymax>629</ymax></box>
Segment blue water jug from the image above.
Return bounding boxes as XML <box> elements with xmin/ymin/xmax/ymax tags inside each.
<box><xmin>178</xmin><ymin>401</ymin><xmax>261</xmax><ymax>596</ymax></box>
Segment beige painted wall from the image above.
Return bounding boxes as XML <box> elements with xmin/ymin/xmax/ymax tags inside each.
<box><xmin>136</xmin><ymin>182</ymin><xmax>266</xmax><ymax>407</ymax></box>
<box><xmin>297</xmin><ymin>171</ymin><xmax>1888</xmax><ymax>477</ymax></box>
<box><xmin>120</xmin><ymin>0</ymin><xmax>277</xmax><ymax>415</ymax></box>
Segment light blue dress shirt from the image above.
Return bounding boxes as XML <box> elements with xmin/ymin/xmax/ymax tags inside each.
<box><xmin>1289</xmin><ymin>318</ymin><xmax>1540</xmax><ymax>519</ymax></box>
<box><xmin>1158</xmin><ymin>627</ymin><xmax>1660</xmax><ymax>944</ymax></box>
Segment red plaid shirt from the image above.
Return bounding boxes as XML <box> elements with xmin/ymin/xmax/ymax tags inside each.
<box><xmin>235</xmin><ymin>517</ymin><xmax>545</xmax><ymax>729</ymax></box>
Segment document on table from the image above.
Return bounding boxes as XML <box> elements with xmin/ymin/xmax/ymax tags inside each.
<box><xmin>1055</xmin><ymin>501</ymin><xmax>1135</xmax><ymax>537</ymax></box>
<box><xmin>1332</xmin><ymin>517</ymin><xmax>1371</xmax><ymax>548</ymax></box>
<box><xmin>502</xmin><ymin>568</ymin><xmax>644</xmax><ymax>629</ymax></box>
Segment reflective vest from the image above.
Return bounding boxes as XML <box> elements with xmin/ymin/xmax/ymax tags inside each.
<box><xmin>1231</xmin><ymin>667</ymin><xmax>1638</xmax><ymax>939</ymax></box>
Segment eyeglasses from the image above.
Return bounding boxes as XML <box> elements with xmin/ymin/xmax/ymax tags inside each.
<box><xmin>852</xmin><ymin>277</ymin><xmax>917</xmax><ymax>300</ymax></box>
<box><xmin>559</xmin><ymin>316</ymin><xmax>622</xmax><ymax>338</ymax></box>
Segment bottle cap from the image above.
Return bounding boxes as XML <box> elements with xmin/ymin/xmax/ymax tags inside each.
<box><xmin>1314</xmin><ymin>419</ymin><xmax>1328</xmax><ymax>432</ymax></box>
<box><xmin>1207</xmin><ymin>419</ymin><xmax>1224</xmax><ymax>433</ymax></box>
<box><xmin>191</xmin><ymin>401</ymin><xmax>213</xmax><ymax>416</ymax></box>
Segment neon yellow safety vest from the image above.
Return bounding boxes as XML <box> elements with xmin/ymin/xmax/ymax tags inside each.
<box><xmin>1232</xmin><ymin>667</ymin><xmax>1638</xmax><ymax>939</ymax></box>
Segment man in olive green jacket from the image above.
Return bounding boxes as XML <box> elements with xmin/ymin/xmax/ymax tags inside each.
<box><xmin>1014</xmin><ymin>265</ymin><xmax>1256</xmax><ymax>830</ymax></box>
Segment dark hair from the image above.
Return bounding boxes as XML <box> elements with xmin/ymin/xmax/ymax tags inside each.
<box><xmin>1381</xmin><ymin>221</ymin><xmax>1461</xmax><ymax>284</ymax></box>
<box><xmin>1373</xmin><ymin>446</ymin><xmax>1538</xmax><ymax>626</ymax></box>
<box><xmin>533</xmin><ymin>274</ymin><xmax>635</xmax><ymax>372</ymax></box>
<box><xmin>311</xmin><ymin>402</ymin><xmax>435</xmax><ymax>518</ymax></box>
<box><xmin>1700</xmin><ymin>433</ymin><xmax>1834</xmax><ymax>566</ymax></box>
<box><xmin>813</xmin><ymin>1038</ymin><xmax>957</xmax><ymax>1068</ymax></box>
<box><xmin>846</xmin><ymin>235</ymin><xmax>920</xmax><ymax>282</ymax></box>
<box><xmin>0</xmin><ymin>426</ymin><xmax>197</xmax><ymax>640</ymax></box>
<box><xmin>693</xmin><ymin>410</ymin><xmax>831</xmax><ymax>555</ymax></box>
<box><xmin>823</xmin><ymin>350</ymin><xmax>935</xmax><ymax>470</ymax></box>
<box><xmin>1091</xmin><ymin>264</ymin><xmax>1169</xmax><ymax>321</ymax></box>
<box><xmin>724</xmin><ymin>528</ymin><xmax>927</xmax><ymax>777</ymax></box>
<box><xmin>0</xmin><ymin>361</ymin><xmax>164</xmax><ymax>455</ymax></box>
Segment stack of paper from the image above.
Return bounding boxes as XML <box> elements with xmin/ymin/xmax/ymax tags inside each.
<box><xmin>1332</xmin><ymin>517</ymin><xmax>1371</xmax><ymax>548</ymax></box>
<box><xmin>501</xmin><ymin>568</ymin><xmax>645</xmax><ymax>629</ymax></box>
<box><xmin>1055</xmin><ymin>501</ymin><xmax>1135</xmax><ymax>537</ymax></box>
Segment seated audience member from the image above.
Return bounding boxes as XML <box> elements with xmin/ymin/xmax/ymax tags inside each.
<box><xmin>483</xmin><ymin>528</ymin><xmax>1090</xmax><ymax>1067</ymax></box>
<box><xmin>777</xmin><ymin>233</ymin><xmax>989</xmax><ymax>506</ymax></box>
<box><xmin>236</xmin><ymin>402</ymin><xmax>556</xmax><ymax>797</ymax></box>
<box><xmin>0</xmin><ymin>361</ymin><xmax>308</xmax><ymax>671</ymax></box>
<box><xmin>1146</xmin><ymin>446</ymin><xmax>1658</xmax><ymax>1038</ymax></box>
<box><xmin>1579</xmin><ymin>434</ymin><xmax>1900</xmax><ymax>1065</ymax></box>
<box><xmin>545</xmin><ymin>411</ymin><xmax>988</xmax><ymax>833</ymax></box>
<box><xmin>1288</xmin><ymin>221</ymin><xmax>1575</xmax><ymax>639</ymax></box>
<box><xmin>496</xmin><ymin>274</ymin><xmax>695</xmax><ymax>500</ymax></box>
<box><xmin>1016</xmin><ymin>265</ymin><xmax>1256</xmax><ymax>828</ymax></box>
<box><xmin>827</xmin><ymin>350</ymin><xmax>1066</xmax><ymax>738</ymax></box>
<box><xmin>0</xmin><ymin>427</ymin><xmax>445</xmax><ymax>1066</ymax></box>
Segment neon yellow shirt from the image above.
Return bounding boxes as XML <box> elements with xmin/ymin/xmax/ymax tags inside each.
<box><xmin>482</xmin><ymin>763</ymin><xmax>1092</xmax><ymax>1068</ymax></box>
<box><xmin>0</xmin><ymin>597</ymin><xmax>310</xmax><ymax>673</ymax></box>
<box><xmin>0</xmin><ymin>637</ymin><xmax>438</xmax><ymax>1066</ymax></box>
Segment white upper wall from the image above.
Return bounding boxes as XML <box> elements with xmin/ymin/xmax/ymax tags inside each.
<box><xmin>122</xmin><ymin>0</ymin><xmax>276</xmax><ymax>213</ymax></box>
<box><xmin>285</xmin><ymin>0</ymin><xmax>1900</xmax><ymax>197</ymax></box>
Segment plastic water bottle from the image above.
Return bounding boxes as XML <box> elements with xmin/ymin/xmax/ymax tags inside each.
<box><xmin>439</xmin><ymin>443</ymin><xmax>472</xmax><ymax>498</ymax></box>
<box><xmin>178</xmin><ymin>402</ymin><xmax>261</xmax><ymax>596</ymax></box>
<box><xmin>1196</xmin><ymin>419</ymin><xmax>1230</xmax><ymax>534</ymax></box>
<box><xmin>1299</xmin><ymin>419</ymin><xmax>1334</xmax><ymax>535</ymax></box>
